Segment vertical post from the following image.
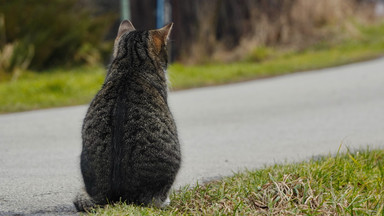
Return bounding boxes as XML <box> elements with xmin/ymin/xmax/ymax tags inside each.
<box><xmin>157</xmin><ymin>0</ymin><xmax>164</xmax><ymax>28</ymax></box>
<box><xmin>164</xmin><ymin>0</ymin><xmax>172</xmax><ymax>24</ymax></box>
<box><xmin>121</xmin><ymin>0</ymin><xmax>131</xmax><ymax>21</ymax></box>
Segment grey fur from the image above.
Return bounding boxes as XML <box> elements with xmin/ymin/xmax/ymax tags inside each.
<box><xmin>73</xmin><ymin>21</ymin><xmax>181</xmax><ymax>212</ymax></box>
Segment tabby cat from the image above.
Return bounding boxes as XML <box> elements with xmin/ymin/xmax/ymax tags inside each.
<box><xmin>73</xmin><ymin>20</ymin><xmax>181</xmax><ymax>212</ymax></box>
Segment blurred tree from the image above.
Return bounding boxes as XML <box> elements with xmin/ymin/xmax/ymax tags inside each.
<box><xmin>131</xmin><ymin>0</ymin><xmax>157</xmax><ymax>30</ymax></box>
<box><xmin>0</xmin><ymin>0</ymin><xmax>116</xmax><ymax>71</ymax></box>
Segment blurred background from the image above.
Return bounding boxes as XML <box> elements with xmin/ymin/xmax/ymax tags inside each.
<box><xmin>1</xmin><ymin>0</ymin><xmax>383</xmax><ymax>72</ymax></box>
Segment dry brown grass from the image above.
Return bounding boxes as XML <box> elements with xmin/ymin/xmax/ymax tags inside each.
<box><xmin>248</xmin><ymin>174</ymin><xmax>329</xmax><ymax>215</ymax></box>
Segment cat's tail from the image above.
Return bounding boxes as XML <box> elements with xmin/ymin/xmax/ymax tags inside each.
<box><xmin>73</xmin><ymin>189</ymin><xmax>96</xmax><ymax>212</ymax></box>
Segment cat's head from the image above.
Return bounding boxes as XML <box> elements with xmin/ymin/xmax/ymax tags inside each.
<box><xmin>113</xmin><ymin>20</ymin><xmax>173</xmax><ymax>70</ymax></box>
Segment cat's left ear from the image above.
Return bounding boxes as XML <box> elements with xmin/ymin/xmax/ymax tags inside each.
<box><xmin>117</xmin><ymin>20</ymin><xmax>136</xmax><ymax>39</ymax></box>
<box><xmin>150</xmin><ymin>22</ymin><xmax>173</xmax><ymax>53</ymax></box>
<box><xmin>113</xmin><ymin>20</ymin><xmax>136</xmax><ymax>57</ymax></box>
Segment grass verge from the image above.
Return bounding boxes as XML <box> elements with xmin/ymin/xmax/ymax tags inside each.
<box><xmin>168</xmin><ymin>22</ymin><xmax>384</xmax><ymax>89</ymax></box>
<box><xmin>86</xmin><ymin>148</ymin><xmax>384</xmax><ymax>215</ymax></box>
<box><xmin>0</xmin><ymin>66</ymin><xmax>105</xmax><ymax>113</ymax></box>
<box><xmin>1</xmin><ymin>22</ymin><xmax>384</xmax><ymax>113</ymax></box>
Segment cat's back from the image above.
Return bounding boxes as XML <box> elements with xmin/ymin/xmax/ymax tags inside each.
<box><xmin>82</xmin><ymin>73</ymin><xmax>122</xmax><ymax>147</ymax></box>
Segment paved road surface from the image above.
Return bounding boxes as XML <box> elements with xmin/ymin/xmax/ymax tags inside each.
<box><xmin>1</xmin><ymin>58</ymin><xmax>384</xmax><ymax>215</ymax></box>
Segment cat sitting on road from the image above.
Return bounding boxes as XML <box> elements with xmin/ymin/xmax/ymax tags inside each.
<box><xmin>74</xmin><ymin>20</ymin><xmax>181</xmax><ymax>212</ymax></box>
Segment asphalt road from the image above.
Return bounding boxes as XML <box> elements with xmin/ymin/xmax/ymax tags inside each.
<box><xmin>1</xmin><ymin>58</ymin><xmax>384</xmax><ymax>215</ymax></box>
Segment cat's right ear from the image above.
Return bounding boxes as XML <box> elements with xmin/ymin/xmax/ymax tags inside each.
<box><xmin>114</xmin><ymin>20</ymin><xmax>136</xmax><ymax>57</ymax></box>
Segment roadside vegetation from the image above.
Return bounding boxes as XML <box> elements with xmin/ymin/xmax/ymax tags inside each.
<box><xmin>85</xmin><ymin>148</ymin><xmax>384</xmax><ymax>215</ymax></box>
<box><xmin>1</xmin><ymin>22</ymin><xmax>384</xmax><ymax>113</ymax></box>
<box><xmin>0</xmin><ymin>66</ymin><xmax>105</xmax><ymax>113</ymax></box>
<box><xmin>169</xmin><ymin>21</ymin><xmax>384</xmax><ymax>89</ymax></box>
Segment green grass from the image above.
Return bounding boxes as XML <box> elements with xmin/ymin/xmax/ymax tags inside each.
<box><xmin>85</xmin><ymin>148</ymin><xmax>384</xmax><ymax>215</ymax></box>
<box><xmin>1</xmin><ymin>22</ymin><xmax>384</xmax><ymax>113</ymax></box>
<box><xmin>0</xmin><ymin>66</ymin><xmax>105</xmax><ymax>113</ymax></box>
<box><xmin>169</xmin><ymin>22</ymin><xmax>384</xmax><ymax>90</ymax></box>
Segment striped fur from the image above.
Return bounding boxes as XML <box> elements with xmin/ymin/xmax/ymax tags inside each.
<box><xmin>74</xmin><ymin>21</ymin><xmax>180</xmax><ymax>212</ymax></box>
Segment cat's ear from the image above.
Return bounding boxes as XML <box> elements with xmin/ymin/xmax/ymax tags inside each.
<box><xmin>149</xmin><ymin>22</ymin><xmax>173</xmax><ymax>53</ymax></box>
<box><xmin>113</xmin><ymin>20</ymin><xmax>135</xmax><ymax>57</ymax></box>
<box><xmin>117</xmin><ymin>20</ymin><xmax>135</xmax><ymax>39</ymax></box>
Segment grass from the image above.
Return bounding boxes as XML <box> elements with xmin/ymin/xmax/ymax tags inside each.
<box><xmin>168</xmin><ymin>22</ymin><xmax>384</xmax><ymax>89</ymax></box>
<box><xmin>85</xmin><ymin>148</ymin><xmax>384</xmax><ymax>215</ymax></box>
<box><xmin>0</xmin><ymin>66</ymin><xmax>105</xmax><ymax>113</ymax></box>
<box><xmin>1</xmin><ymin>22</ymin><xmax>384</xmax><ymax>113</ymax></box>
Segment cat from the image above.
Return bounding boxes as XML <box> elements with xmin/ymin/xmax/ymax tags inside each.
<box><xmin>73</xmin><ymin>20</ymin><xmax>181</xmax><ymax>212</ymax></box>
